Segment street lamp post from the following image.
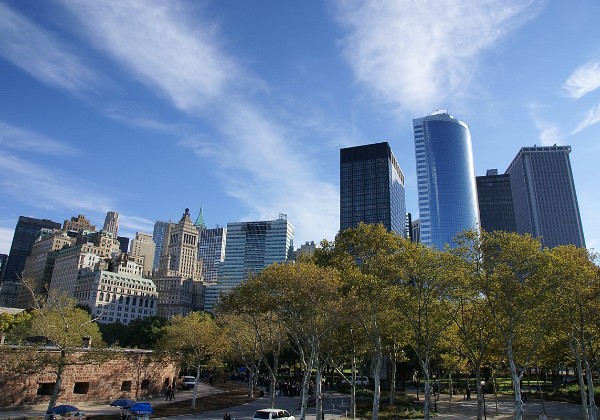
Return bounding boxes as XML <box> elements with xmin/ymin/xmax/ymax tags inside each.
<box><xmin>481</xmin><ymin>380</ymin><xmax>487</xmax><ymax>420</ymax></box>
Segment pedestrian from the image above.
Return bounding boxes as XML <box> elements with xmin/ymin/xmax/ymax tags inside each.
<box><xmin>538</xmin><ymin>413</ymin><xmax>547</xmax><ymax>420</ymax></box>
<box><xmin>466</xmin><ymin>386</ymin><xmax>471</xmax><ymax>401</ymax></box>
<box><xmin>166</xmin><ymin>385</ymin><xmax>172</xmax><ymax>401</ymax></box>
<box><xmin>223</xmin><ymin>412</ymin><xmax>232</xmax><ymax>420</ymax></box>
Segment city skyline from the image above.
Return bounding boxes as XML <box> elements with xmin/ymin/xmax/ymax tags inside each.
<box><xmin>1</xmin><ymin>1</ymin><xmax>600</xmax><ymax>253</ymax></box>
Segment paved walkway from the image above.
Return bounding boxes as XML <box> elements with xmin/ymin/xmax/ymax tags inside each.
<box><xmin>0</xmin><ymin>383</ymin><xmax>586</xmax><ymax>419</ymax></box>
<box><xmin>0</xmin><ymin>383</ymin><xmax>221</xmax><ymax>419</ymax></box>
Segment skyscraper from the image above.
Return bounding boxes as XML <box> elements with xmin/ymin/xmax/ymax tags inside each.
<box><xmin>198</xmin><ymin>226</ymin><xmax>227</xmax><ymax>284</ymax></box>
<box><xmin>152</xmin><ymin>221</ymin><xmax>170</xmax><ymax>273</ymax></box>
<box><xmin>129</xmin><ymin>232</ymin><xmax>156</xmax><ymax>277</ymax></box>
<box><xmin>476</xmin><ymin>169</ymin><xmax>517</xmax><ymax>233</ymax></box>
<box><xmin>0</xmin><ymin>216</ymin><xmax>61</xmax><ymax>306</ymax></box>
<box><xmin>506</xmin><ymin>145</ymin><xmax>585</xmax><ymax>248</ymax></box>
<box><xmin>204</xmin><ymin>214</ymin><xmax>294</xmax><ymax>313</ymax></box>
<box><xmin>103</xmin><ymin>211</ymin><xmax>119</xmax><ymax>238</ymax></box>
<box><xmin>340</xmin><ymin>142</ymin><xmax>406</xmax><ymax>236</ymax></box>
<box><xmin>413</xmin><ymin>111</ymin><xmax>480</xmax><ymax>249</ymax></box>
<box><xmin>154</xmin><ymin>209</ymin><xmax>203</xmax><ymax>318</ymax></box>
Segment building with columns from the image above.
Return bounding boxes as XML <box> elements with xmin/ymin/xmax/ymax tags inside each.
<box><xmin>153</xmin><ymin>209</ymin><xmax>204</xmax><ymax>318</ymax></box>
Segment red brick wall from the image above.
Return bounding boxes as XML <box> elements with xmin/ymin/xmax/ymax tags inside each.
<box><xmin>0</xmin><ymin>348</ymin><xmax>178</xmax><ymax>407</ymax></box>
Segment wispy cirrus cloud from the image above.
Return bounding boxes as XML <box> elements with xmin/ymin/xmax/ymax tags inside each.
<box><xmin>0</xmin><ymin>153</ymin><xmax>114</xmax><ymax>214</ymax></box>
<box><xmin>58</xmin><ymin>0</ymin><xmax>340</xmax><ymax>242</ymax></box>
<box><xmin>563</xmin><ymin>59</ymin><xmax>600</xmax><ymax>99</ymax></box>
<box><xmin>0</xmin><ymin>122</ymin><xmax>78</xmax><ymax>156</ymax></box>
<box><xmin>118</xmin><ymin>214</ymin><xmax>155</xmax><ymax>235</ymax></box>
<box><xmin>332</xmin><ymin>0</ymin><xmax>541</xmax><ymax>114</ymax></box>
<box><xmin>571</xmin><ymin>104</ymin><xmax>600</xmax><ymax>135</ymax></box>
<box><xmin>528</xmin><ymin>104</ymin><xmax>563</xmax><ymax>145</ymax></box>
<box><xmin>58</xmin><ymin>0</ymin><xmax>243</xmax><ymax>112</ymax></box>
<box><xmin>0</xmin><ymin>2</ymin><xmax>102</xmax><ymax>96</ymax></box>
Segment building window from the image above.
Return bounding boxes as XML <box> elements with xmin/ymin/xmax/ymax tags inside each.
<box><xmin>73</xmin><ymin>382</ymin><xmax>89</xmax><ymax>394</ymax></box>
<box><xmin>121</xmin><ymin>381</ymin><xmax>132</xmax><ymax>392</ymax></box>
<box><xmin>141</xmin><ymin>379</ymin><xmax>150</xmax><ymax>390</ymax></box>
<box><xmin>37</xmin><ymin>383</ymin><xmax>55</xmax><ymax>396</ymax></box>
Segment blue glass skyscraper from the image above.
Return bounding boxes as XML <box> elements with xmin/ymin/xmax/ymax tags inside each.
<box><xmin>413</xmin><ymin>111</ymin><xmax>480</xmax><ymax>249</ymax></box>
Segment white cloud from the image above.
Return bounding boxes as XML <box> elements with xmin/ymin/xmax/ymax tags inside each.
<box><xmin>57</xmin><ymin>0</ymin><xmax>341</xmax><ymax>244</ymax></box>
<box><xmin>118</xmin><ymin>214</ymin><xmax>155</xmax><ymax>235</ymax></box>
<box><xmin>332</xmin><ymin>0</ymin><xmax>541</xmax><ymax>114</ymax></box>
<box><xmin>528</xmin><ymin>104</ymin><xmax>564</xmax><ymax>145</ymax></box>
<box><xmin>0</xmin><ymin>122</ymin><xmax>78</xmax><ymax>156</ymax></box>
<box><xmin>0</xmin><ymin>153</ymin><xmax>114</xmax><ymax>214</ymax></box>
<box><xmin>58</xmin><ymin>0</ymin><xmax>242</xmax><ymax>112</ymax></box>
<box><xmin>571</xmin><ymin>104</ymin><xmax>600</xmax><ymax>135</ymax></box>
<box><xmin>0</xmin><ymin>2</ymin><xmax>101</xmax><ymax>95</ymax></box>
<box><xmin>563</xmin><ymin>59</ymin><xmax>600</xmax><ymax>99</ymax></box>
<box><xmin>0</xmin><ymin>226</ymin><xmax>14</xmax><ymax>255</ymax></box>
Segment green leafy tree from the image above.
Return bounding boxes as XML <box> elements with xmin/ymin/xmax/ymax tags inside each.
<box><xmin>158</xmin><ymin>312</ymin><xmax>228</xmax><ymax>409</ymax></box>
<box><xmin>550</xmin><ymin>245</ymin><xmax>600</xmax><ymax>420</ymax></box>
<box><xmin>477</xmin><ymin>231</ymin><xmax>554</xmax><ymax>420</ymax></box>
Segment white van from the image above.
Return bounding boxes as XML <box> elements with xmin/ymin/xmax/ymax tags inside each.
<box><xmin>182</xmin><ymin>376</ymin><xmax>196</xmax><ymax>390</ymax></box>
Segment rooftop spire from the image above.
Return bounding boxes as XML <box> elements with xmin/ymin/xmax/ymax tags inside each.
<box><xmin>194</xmin><ymin>206</ymin><xmax>206</xmax><ymax>229</ymax></box>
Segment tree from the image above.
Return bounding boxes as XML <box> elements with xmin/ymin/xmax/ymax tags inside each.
<box><xmin>252</xmin><ymin>262</ymin><xmax>343</xmax><ymax>420</ymax></box>
<box><xmin>9</xmin><ymin>291</ymin><xmax>106</xmax><ymax>419</ymax></box>
<box><xmin>477</xmin><ymin>231</ymin><xmax>554</xmax><ymax>420</ymax></box>
<box><xmin>158</xmin><ymin>312</ymin><xmax>228</xmax><ymax>409</ymax></box>
<box><xmin>392</xmin><ymin>239</ymin><xmax>462</xmax><ymax>420</ymax></box>
<box><xmin>324</xmin><ymin>223</ymin><xmax>407</xmax><ymax>420</ymax></box>
<box><xmin>217</xmin><ymin>275</ymin><xmax>290</xmax><ymax>405</ymax></box>
<box><xmin>550</xmin><ymin>245</ymin><xmax>600</xmax><ymax>420</ymax></box>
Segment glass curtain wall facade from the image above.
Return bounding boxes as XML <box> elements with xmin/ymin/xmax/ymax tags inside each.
<box><xmin>476</xmin><ymin>169</ymin><xmax>517</xmax><ymax>233</ymax></box>
<box><xmin>204</xmin><ymin>215</ymin><xmax>294</xmax><ymax>312</ymax></box>
<box><xmin>414</xmin><ymin>112</ymin><xmax>480</xmax><ymax>249</ymax></box>
<box><xmin>340</xmin><ymin>142</ymin><xmax>406</xmax><ymax>236</ymax></box>
<box><xmin>506</xmin><ymin>145</ymin><xmax>585</xmax><ymax>248</ymax></box>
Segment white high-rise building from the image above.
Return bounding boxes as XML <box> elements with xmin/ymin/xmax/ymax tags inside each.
<box><xmin>204</xmin><ymin>214</ymin><xmax>294</xmax><ymax>313</ymax></box>
<box><xmin>129</xmin><ymin>232</ymin><xmax>155</xmax><ymax>277</ymax></box>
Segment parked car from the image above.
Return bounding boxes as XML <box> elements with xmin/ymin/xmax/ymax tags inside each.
<box><xmin>181</xmin><ymin>376</ymin><xmax>196</xmax><ymax>390</ymax></box>
<box><xmin>341</xmin><ymin>376</ymin><xmax>369</xmax><ymax>386</ymax></box>
<box><xmin>253</xmin><ymin>409</ymin><xmax>295</xmax><ymax>420</ymax></box>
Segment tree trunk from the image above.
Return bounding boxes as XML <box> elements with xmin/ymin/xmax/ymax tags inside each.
<box><xmin>389</xmin><ymin>347</ymin><xmax>396</xmax><ymax>407</ymax></box>
<box><xmin>315</xmin><ymin>365</ymin><xmax>324</xmax><ymax>420</ymax></box>
<box><xmin>351</xmin><ymin>344</ymin><xmax>357</xmax><ymax>419</ymax></box>
<box><xmin>419</xmin><ymin>356</ymin><xmax>431</xmax><ymax>420</ymax></box>
<box><xmin>475</xmin><ymin>365</ymin><xmax>484</xmax><ymax>420</ymax></box>
<box><xmin>372</xmin><ymin>337</ymin><xmax>382</xmax><ymax>420</ymax></box>
<box><xmin>46</xmin><ymin>349</ymin><xmax>66</xmax><ymax>420</ymax></box>
<box><xmin>506</xmin><ymin>342</ymin><xmax>524</xmax><ymax>420</ymax></box>
<box><xmin>299</xmin><ymin>345</ymin><xmax>316</xmax><ymax>420</ymax></box>
<box><xmin>191</xmin><ymin>364</ymin><xmax>201</xmax><ymax>409</ymax></box>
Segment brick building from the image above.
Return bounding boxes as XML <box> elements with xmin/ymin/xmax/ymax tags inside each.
<box><xmin>0</xmin><ymin>347</ymin><xmax>177</xmax><ymax>407</ymax></box>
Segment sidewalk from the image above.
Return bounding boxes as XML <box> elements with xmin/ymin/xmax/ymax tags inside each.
<box><xmin>0</xmin><ymin>382</ymin><xmax>221</xmax><ymax>419</ymax></box>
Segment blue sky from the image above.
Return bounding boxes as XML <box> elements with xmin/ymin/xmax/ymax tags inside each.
<box><xmin>1</xmin><ymin>0</ymin><xmax>599</xmax><ymax>254</ymax></box>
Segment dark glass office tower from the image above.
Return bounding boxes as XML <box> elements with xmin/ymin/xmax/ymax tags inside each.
<box><xmin>414</xmin><ymin>111</ymin><xmax>480</xmax><ymax>249</ymax></box>
<box><xmin>506</xmin><ymin>145</ymin><xmax>585</xmax><ymax>248</ymax></box>
<box><xmin>0</xmin><ymin>216</ymin><xmax>61</xmax><ymax>306</ymax></box>
<box><xmin>476</xmin><ymin>169</ymin><xmax>517</xmax><ymax>233</ymax></box>
<box><xmin>340</xmin><ymin>142</ymin><xmax>406</xmax><ymax>236</ymax></box>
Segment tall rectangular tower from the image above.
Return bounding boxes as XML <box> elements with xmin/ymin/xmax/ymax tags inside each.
<box><xmin>152</xmin><ymin>221</ymin><xmax>170</xmax><ymax>273</ymax></box>
<box><xmin>129</xmin><ymin>232</ymin><xmax>156</xmax><ymax>277</ymax></box>
<box><xmin>414</xmin><ymin>111</ymin><xmax>480</xmax><ymax>249</ymax></box>
<box><xmin>197</xmin><ymin>226</ymin><xmax>227</xmax><ymax>284</ymax></box>
<box><xmin>340</xmin><ymin>142</ymin><xmax>406</xmax><ymax>236</ymax></box>
<box><xmin>0</xmin><ymin>216</ymin><xmax>61</xmax><ymax>306</ymax></box>
<box><xmin>506</xmin><ymin>145</ymin><xmax>585</xmax><ymax>248</ymax></box>
<box><xmin>476</xmin><ymin>169</ymin><xmax>517</xmax><ymax>233</ymax></box>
